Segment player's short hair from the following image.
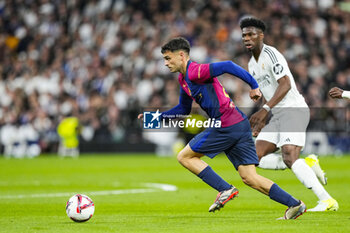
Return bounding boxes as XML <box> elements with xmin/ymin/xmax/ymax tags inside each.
<box><xmin>239</xmin><ymin>17</ymin><xmax>266</xmax><ymax>32</ymax></box>
<box><xmin>161</xmin><ymin>37</ymin><xmax>190</xmax><ymax>54</ymax></box>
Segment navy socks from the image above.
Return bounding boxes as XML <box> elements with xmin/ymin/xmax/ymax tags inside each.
<box><xmin>269</xmin><ymin>183</ymin><xmax>300</xmax><ymax>207</ymax></box>
<box><xmin>198</xmin><ymin>167</ymin><xmax>299</xmax><ymax>207</ymax></box>
<box><xmin>197</xmin><ymin>166</ymin><xmax>232</xmax><ymax>192</ymax></box>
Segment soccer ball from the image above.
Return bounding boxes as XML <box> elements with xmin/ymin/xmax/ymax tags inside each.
<box><xmin>66</xmin><ymin>194</ymin><xmax>95</xmax><ymax>222</ymax></box>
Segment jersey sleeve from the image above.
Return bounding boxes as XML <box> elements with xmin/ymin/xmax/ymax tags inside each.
<box><xmin>266</xmin><ymin>48</ymin><xmax>289</xmax><ymax>81</ymax></box>
<box><xmin>210</xmin><ymin>61</ymin><xmax>259</xmax><ymax>89</ymax></box>
<box><xmin>187</xmin><ymin>61</ymin><xmax>258</xmax><ymax>89</ymax></box>
<box><xmin>187</xmin><ymin>63</ymin><xmax>212</xmax><ymax>83</ymax></box>
<box><xmin>160</xmin><ymin>87</ymin><xmax>193</xmax><ymax>120</ymax></box>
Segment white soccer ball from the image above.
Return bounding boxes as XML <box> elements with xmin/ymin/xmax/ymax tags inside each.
<box><xmin>66</xmin><ymin>194</ymin><xmax>95</xmax><ymax>222</ymax></box>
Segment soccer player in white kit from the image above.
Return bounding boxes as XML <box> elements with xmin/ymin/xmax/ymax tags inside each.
<box><xmin>240</xmin><ymin>17</ymin><xmax>338</xmax><ymax>212</ymax></box>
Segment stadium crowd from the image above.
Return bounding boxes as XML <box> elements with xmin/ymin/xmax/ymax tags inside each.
<box><xmin>0</xmin><ymin>0</ymin><xmax>349</xmax><ymax>157</ymax></box>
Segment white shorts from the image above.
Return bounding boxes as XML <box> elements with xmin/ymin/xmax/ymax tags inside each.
<box><xmin>256</xmin><ymin>108</ymin><xmax>310</xmax><ymax>148</ymax></box>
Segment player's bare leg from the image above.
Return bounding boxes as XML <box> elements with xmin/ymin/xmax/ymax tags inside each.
<box><xmin>238</xmin><ymin>164</ymin><xmax>306</xmax><ymax>219</ymax></box>
<box><xmin>255</xmin><ymin>140</ymin><xmax>278</xmax><ymax>161</ymax></box>
<box><xmin>281</xmin><ymin>145</ymin><xmax>301</xmax><ymax>168</ymax></box>
<box><xmin>237</xmin><ymin>164</ymin><xmax>273</xmax><ymax>194</ymax></box>
<box><xmin>255</xmin><ymin>140</ymin><xmax>288</xmax><ymax>169</ymax></box>
<box><xmin>177</xmin><ymin>144</ymin><xmax>208</xmax><ymax>175</ymax></box>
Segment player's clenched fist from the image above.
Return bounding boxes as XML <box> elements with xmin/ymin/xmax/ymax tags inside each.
<box><xmin>249</xmin><ymin>88</ymin><xmax>262</xmax><ymax>102</ymax></box>
<box><xmin>328</xmin><ymin>87</ymin><xmax>343</xmax><ymax>99</ymax></box>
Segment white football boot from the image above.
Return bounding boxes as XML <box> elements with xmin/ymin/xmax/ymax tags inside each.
<box><xmin>305</xmin><ymin>154</ymin><xmax>327</xmax><ymax>185</ymax></box>
<box><xmin>308</xmin><ymin>198</ymin><xmax>339</xmax><ymax>212</ymax></box>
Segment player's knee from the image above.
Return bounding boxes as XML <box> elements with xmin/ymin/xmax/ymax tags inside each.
<box><xmin>282</xmin><ymin>157</ymin><xmax>293</xmax><ymax>168</ymax></box>
<box><xmin>240</xmin><ymin>173</ymin><xmax>256</xmax><ymax>187</ymax></box>
<box><xmin>177</xmin><ymin>150</ymin><xmax>190</xmax><ymax>165</ymax></box>
<box><xmin>176</xmin><ymin>151</ymin><xmax>185</xmax><ymax>164</ymax></box>
<box><xmin>282</xmin><ymin>146</ymin><xmax>298</xmax><ymax>168</ymax></box>
<box><xmin>256</xmin><ymin>149</ymin><xmax>266</xmax><ymax>161</ymax></box>
<box><xmin>255</xmin><ymin>146</ymin><xmax>269</xmax><ymax>161</ymax></box>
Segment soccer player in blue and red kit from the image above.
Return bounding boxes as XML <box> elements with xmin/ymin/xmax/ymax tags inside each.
<box><xmin>138</xmin><ymin>37</ymin><xmax>305</xmax><ymax>219</ymax></box>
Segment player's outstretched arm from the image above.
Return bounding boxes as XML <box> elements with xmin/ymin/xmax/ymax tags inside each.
<box><xmin>209</xmin><ymin>61</ymin><xmax>261</xmax><ymax>102</ymax></box>
<box><xmin>211</xmin><ymin>61</ymin><xmax>259</xmax><ymax>90</ymax></box>
<box><xmin>329</xmin><ymin>87</ymin><xmax>350</xmax><ymax>100</ymax></box>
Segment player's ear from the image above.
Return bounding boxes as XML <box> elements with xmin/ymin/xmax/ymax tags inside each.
<box><xmin>179</xmin><ymin>50</ymin><xmax>185</xmax><ymax>57</ymax></box>
<box><xmin>179</xmin><ymin>50</ymin><xmax>187</xmax><ymax>60</ymax></box>
<box><xmin>259</xmin><ymin>31</ymin><xmax>264</xmax><ymax>40</ymax></box>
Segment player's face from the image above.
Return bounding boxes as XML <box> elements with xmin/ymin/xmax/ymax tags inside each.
<box><xmin>242</xmin><ymin>27</ymin><xmax>262</xmax><ymax>51</ymax></box>
<box><xmin>162</xmin><ymin>50</ymin><xmax>183</xmax><ymax>73</ymax></box>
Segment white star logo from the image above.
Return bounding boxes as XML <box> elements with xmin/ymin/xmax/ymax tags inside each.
<box><xmin>150</xmin><ymin>109</ymin><xmax>161</xmax><ymax>122</ymax></box>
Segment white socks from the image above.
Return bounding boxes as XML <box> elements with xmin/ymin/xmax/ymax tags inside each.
<box><xmin>258</xmin><ymin>153</ymin><xmax>287</xmax><ymax>170</ymax></box>
<box><xmin>291</xmin><ymin>159</ymin><xmax>331</xmax><ymax>201</ymax></box>
<box><xmin>258</xmin><ymin>154</ymin><xmax>332</xmax><ymax>201</ymax></box>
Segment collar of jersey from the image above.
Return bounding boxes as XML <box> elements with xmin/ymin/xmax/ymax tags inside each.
<box><xmin>180</xmin><ymin>60</ymin><xmax>192</xmax><ymax>80</ymax></box>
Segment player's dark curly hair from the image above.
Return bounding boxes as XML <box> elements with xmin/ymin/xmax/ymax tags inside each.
<box><xmin>161</xmin><ymin>37</ymin><xmax>190</xmax><ymax>54</ymax></box>
<box><xmin>239</xmin><ymin>17</ymin><xmax>266</xmax><ymax>32</ymax></box>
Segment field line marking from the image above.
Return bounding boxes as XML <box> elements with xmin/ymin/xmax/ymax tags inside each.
<box><xmin>141</xmin><ymin>183</ymin><xmax>178</xmax><ymax>191</ymax></box>
<box><xmin>0</xmin><ymin>183</ymin><xmax>177</xmax><ymax>199</ymax></box>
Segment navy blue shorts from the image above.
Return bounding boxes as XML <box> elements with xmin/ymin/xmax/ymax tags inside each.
<box><xmin>189</xmin><ymin>118</ymin><xmax>259</xmax><ymax>170</ymax></box>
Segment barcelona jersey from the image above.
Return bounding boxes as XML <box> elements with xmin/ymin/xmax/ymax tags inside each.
<box><xmin>178</xmin><ymin>61</ymin><xmax>246</xmax><ymax>128</ymax></box>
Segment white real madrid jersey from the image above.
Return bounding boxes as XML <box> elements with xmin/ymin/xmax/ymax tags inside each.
<box><xmin>248</xmin><ymin>44</ymin><xmax>308</xmax><ymax>110</ymax></box>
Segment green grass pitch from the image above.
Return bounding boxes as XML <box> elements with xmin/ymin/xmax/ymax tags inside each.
<box><xmin>0</xmin><ymin>154</ymin><xmax>349</xmax><ymax>233</ymax></box>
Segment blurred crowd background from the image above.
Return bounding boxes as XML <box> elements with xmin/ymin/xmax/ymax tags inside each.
<box><xmin>0</xmin><ymin>0</ymin><xmax>349</xmax><ymax>157</ymax></box>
